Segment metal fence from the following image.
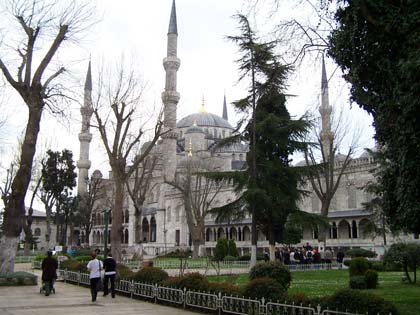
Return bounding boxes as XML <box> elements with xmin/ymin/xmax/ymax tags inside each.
<box><xmin>58</xmin><ymin>269</ymin><xmax>371</xmax><ymax>315</ymax></box>
<box><xmin>15</xmin><ymin>256</ymin><xmax>36</xmax><ymax>263</ymax></box>
<box><xmin>152</xmin><ymin>259</ymin><xmax>337</xmax><ymax>272</ymax></box>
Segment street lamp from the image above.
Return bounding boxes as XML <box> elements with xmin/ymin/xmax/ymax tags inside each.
<box><xmin>102</xmin><ymin>208</ymin><xmax>111</xmax><ymax>258</ymax></box>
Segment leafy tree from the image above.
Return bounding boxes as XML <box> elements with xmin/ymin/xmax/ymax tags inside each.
<box><xmin>213</xmin><ymin>14</ymin><xmax>313</xmax><ymax>262</ymax></box>
<box><xmin>384</xmin><ymin>243</ymin><xmax>420</xmax><ymax>284</ymax></box>
<box><xmin>214</xmin><ymin>238</ymin><xmax>229</xmax><ymax>261</ymax></box>
<box><xmin>328</xmin><ymin>0</ymin><xmax>420</xmax><ymax>234</ymax></box>
<box><xmin>0</xmin><ymin>0</ymin><xmax>93</xmax><ymax>273</ymax></box>
<box><xmin>39</xmin><ymin>149</ymin><xmax>77</xmax><ymax>248</ymax></box>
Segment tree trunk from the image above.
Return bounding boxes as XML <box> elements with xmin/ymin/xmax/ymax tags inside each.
<box><xmin>111</xmin><ymin>178</ymin><xmax>124</xmax><ymax>262</ymax></box>
<box><xmin>191</xmin><ymin>224</ymin><xmax>204</xmax><ymax>259</ymax></box>
<box><xmin>250</xmin><ymin>212</ymin><xmax>257</xmax><ymax>267</ymax></box>
<box><xmin>0</xmin><ymin>106</ymin><xmax>43</xmax><ymax>273</ymax></box>
<box><xmin>45</xmin><ymin>207</ymin><xmax>52</xmax><ymax>250</ymax></box>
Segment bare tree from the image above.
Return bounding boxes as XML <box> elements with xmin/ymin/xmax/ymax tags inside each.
<box><xmin>126</xmin><ymin>155</ymin><xmax>159</xmax><ymax>243</ymax></box>
<box><xmin>93</xmin><ymin>62</ymin><xmax>165</xmax><ymax>262</ymax></box>
<box><xmin>166</xmin><ymin>157</ymin><xmax>226</xmax><ymax>258</ymax></box>
<box><xmin>0</xmin><ymin>0</ymin><xmax>94</xmax><ymax>273</ymax></box>
<box><xmin>304</xmin><ymin>106</ymin><xmax>362</xmax><ymax>246</ymax></box>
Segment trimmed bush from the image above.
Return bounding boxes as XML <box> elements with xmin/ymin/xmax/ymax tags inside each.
<box><xmin>131</xmin><ymin>267</ymin><xmax>168</xmax><ymax>284</ymax></box>
<box><xmin>0</xmin><ymin>272</ymin><xmax>37</xmax><ymax>286</ymax></box>
<box><xmin>322</xmin><ymin>289</ymin><xmax>398</xmax><ymax>315</ymax></box>
<box><xmin>215</xmin><ymin>238</ymin><xmax>229</xmax><ymax>261</ymax></box>
<box><xmin>116</xmin><ymin>263</ymin><xmax>134</xmax><ymax>279</ymax></box>
<box><xmin>343</xmin><ymin>260</ymin><xmax>351</xmax><ymax>267</ymax></box>
<box><xmin>223</xmin><ymin>255</ymin><xmax>237</xmax><ymax>261</ymax></box>
<box><xmin>369</xmin><ymin>261</ymin><xmax>385</xmax><ymax>272</ymax></box>
<box><xmin>365</xmin><ymin>269</ymin><xmax>378</xmax><ymax>289</ymax></box>
<box><xmin>60</xmin><ymin>259</ymin><xmax>87</xmax><ymax>272</ymax></box>
<box><xmin>161</xmin><ymin>273</ymin><xmax>209</xmax><ymax>291</ymax></box>
<box><xmin>238</xmin><ymin>254</ymin><xmax>251</xmax><ymax>261</ymax></box>
<box><xmin>346</xmin><ymin>248</ymin><xmax>377</xmax><ymax>258</ymax></box>
<box><xmin>207</xmin><ymin>282</ymin><xmax>242</xmax><ymax>296</ymax></box>
<box><xmin>227</xmin><ymin>239</ymin><xmax>238</xmax><ymax>257</ymax></box>
<box><xmin>74</xmin><ymin>255</ymin><xmax>93</xmax><ymax>262</ymax></box>
<box><xmin>349</xmin><ymin>276</ymin><xmax>367</xmax><ymax>289</ymax></box>
<box><xmin>243</xmin><ymin>277</ymin><xmax>287</xmax><ymax>301</ymax></box>
<box><xmin>349</xmin><ymin>257</ymin><xmax>369</xmax><ymax>276</ymax></box>
<box><xmin>249</xmin><ymin>261</ymin><xmax>291</xmax><ymax>290</ymax></box>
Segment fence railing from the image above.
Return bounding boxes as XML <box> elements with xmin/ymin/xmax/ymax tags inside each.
<box><xmin>58</xmin><ymin>269</ymin><xmax>368</xmax><ymax>315</ymax></box>
<box><xmin>152</xmin><ymin>259</ymin><xmax>337</xmax><ymax>272</ymax></box>
<box><xmin>15</xmin><ymin>256</ymin><xmax>36</xmax><ymax>263</ymax></box>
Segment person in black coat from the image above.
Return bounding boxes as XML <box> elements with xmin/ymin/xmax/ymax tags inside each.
<box><xmin>41</xmin><ymin>251</ymin><xmax>58</xmax><ymax>296</ymax></box>
<box><xmin>102</xmin><ymin>253</ymin><xmax>117</xmax><ymax>298</ymax></box>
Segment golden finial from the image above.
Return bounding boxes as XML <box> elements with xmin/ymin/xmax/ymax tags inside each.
<box><xmin>188</xmin><ymin>138</ymin><xmax>193</xmax><ymax>157</ymax></box>
<box><xmin>199</xmin><ymin>94</ymin><xmax>207</xmax><ymax>113</ymax></box>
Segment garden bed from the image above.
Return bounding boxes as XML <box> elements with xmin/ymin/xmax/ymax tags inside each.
<box><xmin>0</xmin><ymin>271</ymin><xmax>37</xmax><ymax>286</ymax></box>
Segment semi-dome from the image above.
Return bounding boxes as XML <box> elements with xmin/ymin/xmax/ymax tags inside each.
<box><xmin>177</xmin><ymin>112</ymin><xmax>233</xmax><ymax>129</ymax></box>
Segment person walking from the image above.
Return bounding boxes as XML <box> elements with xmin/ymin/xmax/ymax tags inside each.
<box><xmin>103</xmin><ymin>253</ymin><xmax>117</xmax><ymax>298</ymax></box>
<box><xmin>41</xmin><ymin>251</ymin><xmax>58</xmax><ymax>296</ymax></box>
<box><xmin>87</xmin><ymin>251</ymin><xmax>103</xmax><ymax>302</ymax></box>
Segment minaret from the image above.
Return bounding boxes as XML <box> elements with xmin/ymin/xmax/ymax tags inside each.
<box><xmin>222</xmin><ymin>92</ymin><xmax>228</xmax><ymax>121</ymax></box>
<box><xmin>77</xmin><ymin>61</ymin><xmax>94</xmax><ymax>196</ymax></box>
<box><xmin>161</xmin><ymin>0</ymin><xmax>180</xmax><ymax>182</ymax></box>
<box><xmin>319</xmin><ymin>56</ymin><xmax>334</xmax><ymax>158</ymax></box>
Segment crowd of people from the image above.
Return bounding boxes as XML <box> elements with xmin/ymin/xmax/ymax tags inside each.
<box><xmin>272</xmin><ymin>243</ymin><xmax>345</xmax><ymax>266</ymax></box>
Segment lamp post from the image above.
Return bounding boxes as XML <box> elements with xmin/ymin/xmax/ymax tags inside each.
<box><xmin>103</xmin><ymin>208</ymin><xmax>111</xmax><ymax>258</ymax></box>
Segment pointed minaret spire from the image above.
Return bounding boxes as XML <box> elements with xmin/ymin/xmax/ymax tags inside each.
<box><xmin>84</xmin><ymin>60</ymin><xmax>92</xmax><ymax>91</ymax></box>
<box><xmin>319</xmin><ymin>55</ymin><xmax>334</xmax><ymax>158</ymax></box>
<box><xmin>77</xmin><ymin>60</ymin><xmax>94</xmax><ymax>197</ymax></box>
<box><xmin>168</xmin><ymin>0</ymin><xmax>178</xmax><ymax>35</ymax></box>
<box><xmin>222</xmin><ymin>92</ymin><xmax>228</xmax><ymax>121</ymax></box>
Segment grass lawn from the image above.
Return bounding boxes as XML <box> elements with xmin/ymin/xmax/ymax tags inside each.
<box><xmin>208</xmin><ymin>270</ymin><xmax>420</xmax><ymax>315</ymax></box>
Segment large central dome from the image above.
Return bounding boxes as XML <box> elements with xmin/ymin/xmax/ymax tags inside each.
<box><xmin>177</xmin><ymin>112</ymin><xmax>233</xmax><ymax>129</ymax></box>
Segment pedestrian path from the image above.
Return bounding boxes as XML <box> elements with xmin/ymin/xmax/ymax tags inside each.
<box><xmin>0</xmin><ymin>266</ymin><xmax>197</xmax><ymax>315</ymax></box>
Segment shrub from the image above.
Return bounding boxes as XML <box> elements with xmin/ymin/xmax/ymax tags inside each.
<box><xmin>349</xmin><ymin>257</ymin><xmax>369</xmax><ymax>276</ymax></box>
<box><xmin>0</xmin><ymin>272</ymin><xmax>37</xmax><ymax>286</ymax></box>
<box><xmin>215</xmin><ymin>238</ymin><xmax>229</xmax><ymax>261</ymax></box>
<box><xmin>349</xmin><ymin>276</ymin><xmax>367</xmax><ymax>289</ymax></box>
<box><xmin>365</xmin><ymin>269</ymin><xmax>378</xmax><ymax>289</ymax></box>
<box><xmin>74</xmin><ymin>255</ymin><xmax>92</xmax><ymax>262</ymax></box>
<box><xmin>131</xmin><ymin>267</ymin><xmax>168</xmax><ymax>284</ymax></box>
<box><xmin>61</xmin><ymin>259</ymin><xmax>87</xmax><ymax>272</ymax></box>
<box><xmin>369</xmin><ymin>261</ymin><xmax>385</xmax><ymax>272</ymax></box>
<box><xmin>116</xmin><ymin>263</ymin><xmax>134</xmax><ymax>280</ymax></box>
<box><xmin>384</xmin><ymin>243</ymin><xmax>420</xmax><ymax>284</ymax></box>
<box><xmin>159</xmin><ymin>249</ymin><xmax>192</xmax><ymax>259</ymax></box>
<box><xmin>238</xmin><ymin>254</ymin><xmax>251</xmax><ymax>261</ymax></box>
<box><xmin>207</xmin><ymin>282</ymin><xmax>242</xmax><ymax>296</ymax></box>
<box><xmin>223</xmin><ymin>255</ymin><xmax>237</xmax><ymax>261</ymax></box>
<box><xmin>322</xmin><ymin>289</ymin><xmax>398</xmax><ymax>315</ymax></box>
<box><xmin>285</xmin><ymin>293</ymin><xmax>314</xmax><ymax>307</ymax></box>
<box><xmin>243</xmin><ymin>277</ymin><xmax>286</xmax><ymax>301</ymax></box>
<box><xmin>346</xmin><ymin>248</ymin><xmax>377</xmax><ymax>258</ymax></box>
<box><xmin>161</xmin><ymin>273</ymin><xmax>209</xmax><ymax>291</ymax></box>
<box><xmin>343</xmin><ymin>260</ymin><xmax>351</xmax><ymax>267</ymax></box>
<box><xmin>249</xmin><ymin>261</ymin><xmax>291</xmax><ymax>290</ymax></box>
<box><xmin>227</xmin><ymin>239</ymin><xmax>238</xmax><ymax>257</ymax></box>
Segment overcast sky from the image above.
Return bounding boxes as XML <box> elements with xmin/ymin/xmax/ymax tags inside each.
<box><xmin>0</xmin><ymin>0</ymin><xmax>374</xmax><ymax>202</ymax></box>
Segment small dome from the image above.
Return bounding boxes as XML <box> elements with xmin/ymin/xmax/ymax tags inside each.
<box><xmin>92</xmin><ymin>170</ymin><xmax>103</xmax><ymax>179</ymax></box>
<box><xmin>177</xmin><ymin>112</ymin><xmax>233</xmax><ymax>129</ymax></box>
<box><xmin>185</xmin><ymin>126</ymin><xmax>205</xmax><ymax>135</ymax></box>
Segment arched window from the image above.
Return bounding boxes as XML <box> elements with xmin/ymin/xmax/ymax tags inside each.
<box><xmin>351</xmin><ymin>220</ymin><xmax>358</xmax><ymax>238</ymax></box>
<box><xmin>358</xmin><ymin>218</ymin><xmax>371</xmax><ymax>239</ymax></box>
<box><xmin>124</xmin><ymin>229</ymin><xmax>129</xmax><ymax>244</ymax></box>
<box><xmin>205</xmin><ymin>228</ymin><xmax>212</xmax><ymax>242</ymax></box>
<box><xmin>124</xmin><ymin>209</ymin><xmax>129</xmax><ymax>223</ymax></box>
<box><xmin>230</xmin><ymin>227</ymin><xmax>238</xmax><ymax>240</ymax></box>
<box><xmin>34</xmin><ymin>228</ymin><xmax>41</xmax><ymax>236</ymax></box>
<box><xmin>150</xmin><ymin>216</ymin><xmax>157</xmax><ymax>242</ymax></box>
<box><xmin>217</xmin><ymin>227</ymin><xmax>225</xmax><ymax>240</ymax></box>
<box><xmin>338</xmin><ymin>220</ymin><xmax>351</xmax><ymax>239</ymax></box>
<box><xmin>242</xmin><ymin>226</ymin><xmax>251</xmax><ymax>241</ymax></box>
<box><xmin>331</xmin><ymin>222</ymin><xmax>338</xmax><ymax>239</ymax></box>
<box><xmin>142</xmin><ymin>218</ymin><xmax>149</xmax><ymax>242</ymax></box>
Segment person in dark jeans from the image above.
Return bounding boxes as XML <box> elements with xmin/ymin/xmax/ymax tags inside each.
<box><xmin>87</xmin><ymin>252</ymin><xmax>103</xmax><ymax>302</ymax></box>
<box><xmin>103</xmin><ymin>253</ymin><xmax>117</xmax><ymax>298</ymax></box>
<box><xmin>41</xmin><ymin>251</ymin><xmax>58</xmax><ymax>296</ymax></box>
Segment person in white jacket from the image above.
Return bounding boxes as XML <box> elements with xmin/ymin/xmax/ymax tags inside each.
<box><xmin>87</xmin><ymin>252</ymin><xmax>103</xmax><ymax>302</ymax></box>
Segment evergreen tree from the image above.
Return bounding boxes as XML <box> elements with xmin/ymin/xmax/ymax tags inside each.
<box><xmin>212</xmin><ymin>15</ymin><xmax>313</xmax><ymax>262</ymax></box>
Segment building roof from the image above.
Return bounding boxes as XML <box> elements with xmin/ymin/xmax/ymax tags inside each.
<box><xmin>25</xmin><ymin>207</ymin><xmax>46</xmax><ymax>218</ymax></box>
<box><xmin>328</xmin><ymin>209</ymin><xmax>372</xmax><ymax>218</ymax></box>
<box><xmin>177</xmin><ymin>112</ymin><xmax>233</xmax><ymax>129</ymax></box>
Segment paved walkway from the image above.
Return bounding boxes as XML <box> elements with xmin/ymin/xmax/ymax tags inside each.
<box><xmin>0</xmin><ymin>265</ymin><xmax>196</xmax><ymax>315</ymax></box>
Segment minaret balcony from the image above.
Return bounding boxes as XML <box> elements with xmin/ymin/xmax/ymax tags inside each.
<box><xmin>78</xmin><ymin>133</ymin><xmax>93</xmax><ymax>142</ymax></box>
<box><xmin>163</xmin><ymin>56</ymin><xmax>180</xmax><ymax>70</ymax></box>
<box><xmin>161</xmin><ymin>91</ymin><xmax>180</xmax><ymax>103</ymax></box>
<box><xmin>77</xmin><ymin>160</ymin><xmax>91</xmax><ymax>169</ymax></box>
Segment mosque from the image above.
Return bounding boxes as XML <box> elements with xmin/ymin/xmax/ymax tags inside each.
<box><xmin>73</xmin><ymin>0</ymin><xmax>419</xmax><ymax>259</ymax></box>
